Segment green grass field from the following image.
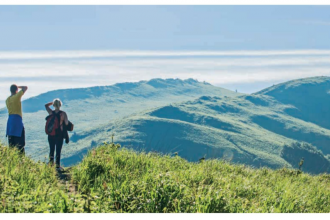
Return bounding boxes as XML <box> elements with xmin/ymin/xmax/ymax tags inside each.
<box><xmin>2</xmin><ymin>142</ymin><xmax>330</xmax><ymax>213</ymax></box>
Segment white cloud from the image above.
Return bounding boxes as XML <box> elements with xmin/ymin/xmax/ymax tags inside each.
<box><xmin>1</xmin><ymin>50</ymin><xmax>330</xmax><ymax>103</ymax></box>
<box><xmin>1</xmin><ymin>50</ymin><xmax>330</xmax><ymax>60</ymax></box>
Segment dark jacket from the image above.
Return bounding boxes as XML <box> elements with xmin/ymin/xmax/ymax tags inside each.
<box><xmin>63</xmin><ymin>121</ymin><xmax>74</xmax><ymax>144</ymax></box>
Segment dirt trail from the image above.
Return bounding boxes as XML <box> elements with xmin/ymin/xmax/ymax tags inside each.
<box><xmin>57</xmin><ymin>167</ymin><xmax>77</xmax><ymax>194</ymax></box>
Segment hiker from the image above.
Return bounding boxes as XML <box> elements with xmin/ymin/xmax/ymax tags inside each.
<box><xmin>45</xmin><ymin>98</ymin><xmax>73</xmax><ymax>171</ymax></box>
<box><xmin>6</xmin><ymin>84</ymin><xmax>28</xmax><ymax>154</ymax></box>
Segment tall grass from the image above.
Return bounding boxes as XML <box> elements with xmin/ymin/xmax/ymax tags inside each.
<box><xmin>2</xmin><ymin>142</ymin><xmax>330</xmax><ymax>213</ymax></box>
<box><xmin>0</xmin><ymin>145</ymin><xmax>81</xmax><ymax>213</ymax></box>
<box><xmin>71</xmin><ymin>143</ymin><xmax>330</xmax><ymax>213</ymax></box>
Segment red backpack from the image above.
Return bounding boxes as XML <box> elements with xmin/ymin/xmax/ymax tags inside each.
<box><xmin>45</xmin><ymin>111</ymin><xmax>62</xmax><ymax>136</ymax></box>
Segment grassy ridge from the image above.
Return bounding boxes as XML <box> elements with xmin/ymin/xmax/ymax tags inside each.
<box><xmin>0</xmin><ymin>145</ymin><xmax>71</xmax><ymax>212</ymax></box>
<box><xmin>2</xmin><ymin>143</ymin><xmax>330</xmax><ymax>213</ymax></box>
<box><xmin>72</xmin><ymin>144</ymin><xmax>330</xmax><ymax>212</ymax></box>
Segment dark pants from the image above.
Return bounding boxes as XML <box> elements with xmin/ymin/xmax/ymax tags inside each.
<box><xmin>48</xmin><ymin>135</ymin><xmax>63</xmax><ymax>168</ymax></box>
<box><xmin>8</xmin><ymin>127</ymin><xmax>25</xmax><ymax>155</ymax></box>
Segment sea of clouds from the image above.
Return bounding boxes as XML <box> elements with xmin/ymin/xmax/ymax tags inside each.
<box><xmin>1</xmin><ymin>49</ymin><xmax>330</xmax><ymax>108</ymax></box>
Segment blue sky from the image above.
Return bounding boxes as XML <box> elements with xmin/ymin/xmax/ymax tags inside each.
<box><xmin>1</xmin><ymin>6</ymin><xmax>330</xmax><ymax>51</ymax></box>
<box><xmin>1</xmin><ymin>6</ymin><xmax>330</xmax><ymax>106</ymax></box>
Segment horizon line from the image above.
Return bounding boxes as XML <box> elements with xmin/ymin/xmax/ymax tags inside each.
<box><xmin>1</xmin><ymin>49</ymin><xmax>330</xmax><ymax>60</ymax></box>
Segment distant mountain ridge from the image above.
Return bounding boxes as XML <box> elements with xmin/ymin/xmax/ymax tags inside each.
<box><xmin>0</xmin><ymin>78</ymin><xmax>216</xmax><ymax>114</ymax></box>
<box><xmin>64</xmin><ymin>76</ymin><xmax>330</xmax><ymax>174</ymax></box>
<box><xmin>0</xmin><ymin>78</ymin><xmax>239</xmax><ymax>161</ymax></box>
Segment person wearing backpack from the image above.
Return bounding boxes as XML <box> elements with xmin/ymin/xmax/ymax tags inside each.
<box><xmin>45</xmin><ymin>98</ymin><xmax>72</xmax><ymax>171</ymax></box>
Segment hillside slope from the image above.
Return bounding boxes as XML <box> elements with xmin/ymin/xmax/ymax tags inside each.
<box><xmin>2</xmin><ymin>144</ymin><xmax>330</xmax><ymax>213</ymax></box>
<box><xmin>256</xmin><ymin>76</ymin><xmax>330</xmax><ymax>129</ymax></box>
<box><xmin>69</xmin><ymin>77</ymin><xmax>330</xmax><ymax>173</ymax></box>
<box><xmin>0</xmin><ymin>78</ymin><xmax>239</xmax><ymax>160</ymax></box>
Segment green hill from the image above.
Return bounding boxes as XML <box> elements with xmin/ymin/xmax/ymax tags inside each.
<box><xmin>68</xmin><ymin>77</ymin><xmax>330</xmax><ymax>174</ymax></box>
<box><xmin>2</xmin><ymin>144</ymin><xmax>330</xmax><ymax>213</ymax></box>
<box><xmin>256</xmin><ymin>76</ymin><xmax>330</xmax><ymax>129</ymax></box>
<box><xmin>0</xmin><ymin>78</ymin><xmax>239</xmax><ymax>161</ymax></box>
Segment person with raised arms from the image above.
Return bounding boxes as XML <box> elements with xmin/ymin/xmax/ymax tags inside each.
<box><xmin>6</xmin><ymin>84</ymin><xmax>28</xmax><ymax>155</ymax></box>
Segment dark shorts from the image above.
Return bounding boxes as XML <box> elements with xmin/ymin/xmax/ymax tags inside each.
<box><xmin>8</xmin><ymin>127</ymin><xmax>25</xmax><ymax>155</ymax></box>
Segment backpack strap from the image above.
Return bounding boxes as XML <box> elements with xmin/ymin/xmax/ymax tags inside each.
<box><xmin>45</xmin><ymin>110</ymin><xmax>56</xmax><ymax>120</ymax></box>
<box><xmin>54</xmin><ymin>110</ymin><xmax>64</xmax><ymax>125</ymax></box>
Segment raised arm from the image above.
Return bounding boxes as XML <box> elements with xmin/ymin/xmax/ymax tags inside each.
<box><xmin>45</xmin><ymin>102</ymin><xmax>53</xmax><ymax>115</ymax></box>
<box><xmin>18</xmin><ymin>86</ymin><xmax>28</xmax><ymax>94</ymax></box>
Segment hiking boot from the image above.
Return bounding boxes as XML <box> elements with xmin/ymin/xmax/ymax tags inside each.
<box><xmin>56</xmin><ymin>166</ymin><xmax>64</xmax><ymax>172</ymax></box>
